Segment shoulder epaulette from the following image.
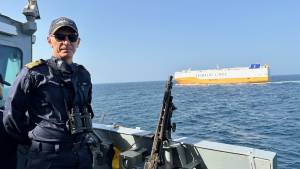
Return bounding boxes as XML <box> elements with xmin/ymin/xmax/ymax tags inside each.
<box><xmin>25</xmin><ymin>59</ymin><xmax>45</xmax><ymax>69</ymax></box>
<box><xmin>78</xmin><ymin>64</ymin><xmax>86</xmax><ymax>70</ymax></box>
<box><xmin>73</xmin><ymin>63</ymin><xmax>86</xmax><ymax>70</ymax></box>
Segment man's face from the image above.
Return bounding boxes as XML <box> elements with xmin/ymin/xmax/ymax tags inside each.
<box><xmin>47</xmin><ymin>27</ymin><xmax>80</xmax><ymax>63</ymax></box>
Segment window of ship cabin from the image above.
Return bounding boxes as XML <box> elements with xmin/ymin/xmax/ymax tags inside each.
<box><xmin>0</xmin><ymin>45</ymin><xmax>22</xmax><ymax>106</ymax></box>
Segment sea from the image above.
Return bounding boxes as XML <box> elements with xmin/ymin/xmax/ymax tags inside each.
<box><xmin>92</xmin><ymin>75</ymin><xmax>300</xmax><ymax>169</ymax></box>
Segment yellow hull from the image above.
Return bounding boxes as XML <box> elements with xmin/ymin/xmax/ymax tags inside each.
<box><xmin>175</xmin><ymin>77</ymin><xmax>269</xmax><ymax>85</ymax></box>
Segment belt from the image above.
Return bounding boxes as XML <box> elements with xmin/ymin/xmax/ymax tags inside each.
<box><xmin>30</xmin><ymin>140</ymin><xmax>84</xmax><ymax>153</ymax></box>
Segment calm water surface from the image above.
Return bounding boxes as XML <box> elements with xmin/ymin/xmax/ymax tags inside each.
<box><xmin>92</xmin><ymin>75</ymin><xmax>300</xmax><ymax>169</ymax></box>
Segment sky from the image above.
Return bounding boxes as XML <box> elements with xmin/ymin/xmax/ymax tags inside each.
<box><xmin>0</xmin><ymin>0</ymin><xmax>300</xmax><ymax>83</ymax></box>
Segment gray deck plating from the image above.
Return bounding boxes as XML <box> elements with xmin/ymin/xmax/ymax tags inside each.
<box><xmin>93</xmin><ymin>123</ymin><xmax>277</xmax><ymax>169</ymax></box>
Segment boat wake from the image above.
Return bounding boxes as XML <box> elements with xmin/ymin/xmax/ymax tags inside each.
<box><xmin>268</xmin><ymin>80</ymin><xmax>300</xmax><ymax>84</ymax></box>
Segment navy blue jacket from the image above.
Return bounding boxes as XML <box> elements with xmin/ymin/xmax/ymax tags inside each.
<box><xmin>3</xmin><ymin>57</ymin><xmax>93</xmax><ymax>143</ymax></box>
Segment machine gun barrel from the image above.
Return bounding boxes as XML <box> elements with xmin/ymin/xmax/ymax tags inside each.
<box><xmin>144</xmin><ymin>76</ymin><xmax>176</xmax><ymax>169</ymax></box>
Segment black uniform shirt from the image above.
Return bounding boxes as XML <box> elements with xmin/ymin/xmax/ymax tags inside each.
<box><xmin>3</xmin><ymin>57</ymin><xmax>93</xmax><ymax>143</ymax></box>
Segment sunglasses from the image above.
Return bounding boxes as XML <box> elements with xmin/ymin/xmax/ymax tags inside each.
<box><xmin>52</xmin><ymin>33</ymin><xmax>78</xmax><ymax>42</ymax></box>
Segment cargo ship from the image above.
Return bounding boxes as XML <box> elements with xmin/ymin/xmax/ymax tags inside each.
<box><xmin>174</xmin><ymin>64</ymin><xmax>270</xmax><ymax>85</ymax></box>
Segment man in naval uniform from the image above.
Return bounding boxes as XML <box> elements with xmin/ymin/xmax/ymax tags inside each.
<box><xmin>3</xmin><ymin>17</ymin><xmax>94</xmax><ymax>169</ymax></box>
<box><xmin>0</xmin><ymin>74</ymin><xmax>18</xmax><ymax>169</ymax></box>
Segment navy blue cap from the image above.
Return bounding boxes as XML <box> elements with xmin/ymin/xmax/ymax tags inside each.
<box><xmin>49</xmin><ymin>17</ymin><xmax>78</xmax><ymax>35</ymax></box>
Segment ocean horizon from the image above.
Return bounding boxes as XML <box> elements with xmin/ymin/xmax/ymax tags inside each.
<box><xmin>93</xmin><ymin>74</ymin><xmax>300</xmax><ymax>85</ymax></box>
